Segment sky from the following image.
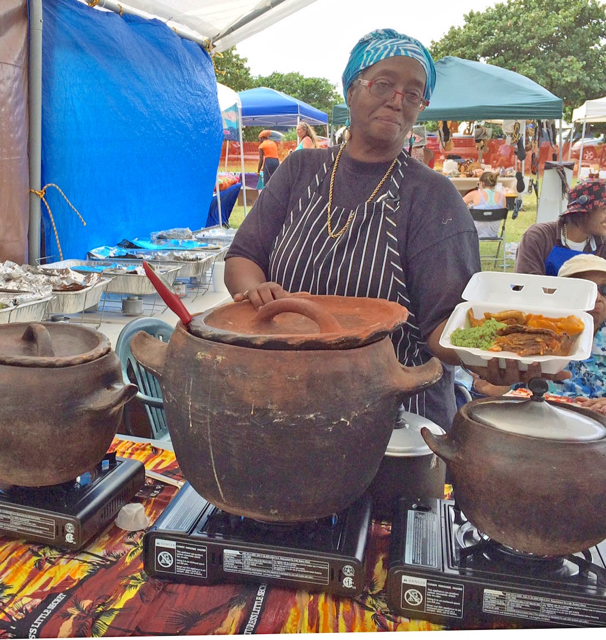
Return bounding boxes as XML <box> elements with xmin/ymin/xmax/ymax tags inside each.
<box><xmin>236</xmin><ymin>0</ymin><xmax>502</xmax><ymax>94</ymax></box>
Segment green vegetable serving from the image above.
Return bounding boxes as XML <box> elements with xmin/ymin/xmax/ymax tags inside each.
<box><xmin>450</xmin><ymin>318</ymin><xmax>506</xmax><ymax>350</ymax></box>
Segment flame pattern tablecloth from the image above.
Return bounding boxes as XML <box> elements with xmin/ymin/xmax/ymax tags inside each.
<box><xmin>0</xmin><ymin>438</ymin><xmax>499</xmax><ymax>637</ymax></box>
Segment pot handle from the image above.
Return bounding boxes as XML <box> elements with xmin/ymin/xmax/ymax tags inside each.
<box><xmin>251</xmin><ymin>297</ymin><xmax>343</xmax><ymax>334</ymax></box>
<box><xmin>130</xmin><ymin>331</ymin><xmax>168</xmax><ymax>379</ymax></box>
<box><xmin>421</xmin><ymin>427</ymin><xmax>459</xmax><ymax>463</ymax></box>
<box><xmin>393</xmin><ymin>357</ymin><xmax>443</xmax><ymax>398</ymax></box>
<box><xmin>22</xmin><ymin>323</ymin><xmax>55</xmax><ymax>357</ymax></box>
<box><xmin>85</xmin><ymin>382</ymin><xmax>138</xmax><ymax>414</ymax></box>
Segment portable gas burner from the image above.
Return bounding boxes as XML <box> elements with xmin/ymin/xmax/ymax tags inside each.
<box><xmin>0</xmin><ymin>452</ymin><xmax>145</xmax><ymax>550</ymax></box>
<box><xmin>386</xmin><ymin>498</ymin><xmax>606</xmax><ymax>629</ymax></box>
<box><xmin>143</xmin><ymin>482</ymin><xmax>372</xmax><ymax>596</ymax></box>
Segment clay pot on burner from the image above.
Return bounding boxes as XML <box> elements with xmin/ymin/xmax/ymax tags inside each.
<box><xmin>131</xmin><ymin>295</ymin><xmax>443</xmax><ymax>522</ymax></box>
<box><xmin>0</xmin><ymin>322</ymin><xmax>137</xmax><ymax>486</ymax></box>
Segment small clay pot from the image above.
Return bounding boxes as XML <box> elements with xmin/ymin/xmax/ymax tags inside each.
<box><xmin>0</xmin><ymin>323</ymin><xmax>137</xmax><ymax>486</ymax></box>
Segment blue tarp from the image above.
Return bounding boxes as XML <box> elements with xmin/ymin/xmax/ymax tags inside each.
<box><xmin>239</xmin><ymin>87</ymin><xmax>328</xmax><ymax>127</ymax></box>
<box><xmin>41</xmin><ymin>0</ymin><xmax>223</xmax><ymax>261</ymax></box>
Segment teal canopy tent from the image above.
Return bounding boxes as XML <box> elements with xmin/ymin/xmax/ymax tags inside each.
<box><xmin>330</xmin><ymin>56</ymin><xmax>562</xmax><ymax>128</ymax></box>
<box><xmin>418</xmin><ymin>57</ymin><xmax>562</xmax><ymax>121</ymax></box>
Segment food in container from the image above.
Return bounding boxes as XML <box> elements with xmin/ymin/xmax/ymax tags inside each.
<box><xmin>440</xmin><ymin>272</ymin><xmax>596</xmax><ymax>374</ymax></box>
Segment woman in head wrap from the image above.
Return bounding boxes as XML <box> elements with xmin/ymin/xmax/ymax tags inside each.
<box><xmin>257</xmin><ymin>130</ymin><xmax>280</xmax><ymax>185</ymax></box>
<box><xmin>515</xmin><ymin>179</ymin><xmax>606</xmax><ymax>276</ymax></box>
<box><xmin>224</xmin><ymin>29</ymin><xmax>484</xmax><ymax>431</ymax></box>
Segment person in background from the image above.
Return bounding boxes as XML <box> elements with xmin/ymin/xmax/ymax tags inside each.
<box><xmin>257</xmin><ymin>130</ymin><xmax>280</xmax><ymax>185</ymax></box>
<box><xmin>462</xmin><ymin>171</ymin><xmax>507</xmax><ymax>238</ymax></box>
<box><xmin>224</xmin><ymin>28</ymin><xmax>502</xmax><ymax>433</ymax></box>
<box><xmin>515</xmin><ymin>179</ymin><xmax>606</xmax><ymax>276</ymax></box>
<box><xmin>471</xmin><ymin>253</ymin><xmax>606</xmax><ymax>407</ymax></box>
<box><xmin>295</xmin><ymin>122</ymin><xmax>318</xmax><ymax>150</ymax></box>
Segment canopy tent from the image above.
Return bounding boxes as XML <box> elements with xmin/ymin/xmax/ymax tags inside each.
<box><xmin>572</xmin><ymin>97</ymin><xmax>606</xmax><ymax>124</ymax></box>
<box><xmin>570</xmin><ymin>97</ymin><xmax>606</xmax><ymax>170</ymax></box>
<box><xmin>332</xmin><ymin>103</ymin><xmax>348</xmax><ymax>127</ymax></box>
<box><xmin>239</xmin><ymin>87</ymin><xmax>328</xmax><ymax>128</ymax></box>
<box><xmin>331</xmin><ymin>57</ymin><xmax>562</xmax><ymax>127</ymax></box>
<box><xmin>75</xmin><ymin>0</ymin><xmax>317</xmax><ymax>52</ymax></box>
<box><xmin>420</xmin><ymin>57</ymin><xmax>562</xmax><ymax>121</ymax></box>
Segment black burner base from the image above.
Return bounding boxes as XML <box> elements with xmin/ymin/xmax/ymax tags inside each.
<box><xmin>386</xmin><ymin>498</ymin><xmax>606</xmax><ymax>629</ymax></box>
<box><xmin>143</xmin><ymin>482</ymin><xmax>372</xmax><ymax>597</ymax></box>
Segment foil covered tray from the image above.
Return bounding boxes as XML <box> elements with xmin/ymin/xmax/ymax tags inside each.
<box><xmin>42</xmin><ymin>260</ymin><xmax>180</xmax><ymax>296</ymax></box>
<box><xmin>0</xmin><ymin>296</ymin><xmax>52</xmax><ymax>324</ymax></box>
<box><xmin>45</xmin><ymin>278</ymin><xmax>112</xmax><ymax>315</ymax></box>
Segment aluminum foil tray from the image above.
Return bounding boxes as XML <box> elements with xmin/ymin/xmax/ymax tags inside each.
<box><xmin>0</xmin><ymin>296</ymin><xmax>52</xmax><ymax>324</ymax></box>
<box><xmin>45</xmin><ymin>278</ymin><xmax>112</xmax><ymax>315</ymax></box>
<box><xmin>42</xmin><ymin>260</ymin><xmax>180</xmax><ymax>296</ymax></box>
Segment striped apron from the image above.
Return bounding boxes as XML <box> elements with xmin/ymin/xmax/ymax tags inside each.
<box><xmin>268</xmin><ymin>148</ymin><xmax>432</xmax><ymax>418</ymax></box>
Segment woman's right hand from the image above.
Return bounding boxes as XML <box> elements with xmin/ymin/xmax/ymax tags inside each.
<box><xmin>234</xmin><ymin>282</ymin><xmax>292</xmax><ymax>310</ymax></box>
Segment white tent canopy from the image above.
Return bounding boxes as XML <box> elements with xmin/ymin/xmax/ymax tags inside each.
<box><xmin>572</xmin><ymin>97</ymin><xmax>606</xmax><ymax>124</ymax></box>
<box><xmin>79</xmin><ymin>0</ymin><xmax>317</xmax><ymax>51</ymax></box>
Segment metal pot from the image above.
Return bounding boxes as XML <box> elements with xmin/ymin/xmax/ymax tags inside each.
<box><xmin>422</xmin><ymin>379</ymin><xmax>606</xmax><ymax>556</ymax></box>
<box><xmin>0</xmin><ymin>322</ymin><xmax>137</xmax><ymax>486</ymax></box>
<box><xmin>131</xmin><ymin>295</ymin><xmax>443</xmax><ymax>522</ymax></box>
<box><xmin>368</xmin><ymin>411</ymin><xmax>446</xmax><ymax>520</ymax></box>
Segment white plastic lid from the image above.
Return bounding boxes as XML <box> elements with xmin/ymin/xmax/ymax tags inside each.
<box><xmin>386</xmin><ymin>411</ymin><xmax>445</xmax><ymax>457</ymax></box>
<box><xmin>116</xmin><ymin>503</ymin><xmax>150</xmax><ymax>531</ymax></box>
<box><xmin>461</xmin><ymin>272</ymin><xmax>597</xmax><ymax>312</ymax></box>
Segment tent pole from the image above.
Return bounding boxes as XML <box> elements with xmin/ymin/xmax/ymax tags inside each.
<box><xmin>558</xmin><ymin>120</ymin><xmax>563</xmax><ymax>162</ymax></box>
<box><xmin>215</xmin><ymin>177</ymin><xmax>223</xmax><ymax>227</ymax></box>
<box><xmin>238</xmin><ymin>103</ymin><xmax>248</xmax><ymax>216</ymax></box>
<box><xmin>578</xmin><ymin>118</ymin><xmax>587</xmax><ymax>178</ymax></box>
<box><xmin>225</xmin><ymin>140</ymin><xmax>229</xmax><ymax>171</ymax></box>
<box><xmin>211</xmin><ymin>0</ymin><xmax>291</xmax><ymax>44</ymax></box>
<box><xmin>28</xmin><ymin>0</ymin><xmax>43</xmax><ymax>265</ymax></box>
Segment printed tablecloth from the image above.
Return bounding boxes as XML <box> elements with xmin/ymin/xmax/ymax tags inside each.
<box><xmin>0</xmin><ymin>438</ymin><xmax>506</xmax><ymax>636</ymax></box>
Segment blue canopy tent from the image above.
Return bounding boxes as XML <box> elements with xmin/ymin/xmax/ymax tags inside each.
<box><xmin>330</xmin><ymin>56</ymin><xmax>562</xmax><ymax>130</ymax></box>
<box><xmin>239</xmin><ymin>87</ymin><xmax>328</xmax><ymax>130</ymax></box>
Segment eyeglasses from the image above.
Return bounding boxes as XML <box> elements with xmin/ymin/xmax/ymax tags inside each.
<box><xmin>598</xmin><ymin>284</ymin><xmax>606</xmax><ymax>296</ymax></box>
<box><xmin>357</xmin><ymin>79</ymin><xmax>429</xmax><ymax>111</ymax></box>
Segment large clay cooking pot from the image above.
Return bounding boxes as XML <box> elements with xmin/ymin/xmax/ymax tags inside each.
<box><xmin>131</xmin><ymin>295</ymin><xmax>442</xmax><ymax>522</ymax></box>
<box><xmin>0</xmin><ymin>322</ymin><xmax>137</xmax><ymax>487</ymax></box>
<box><xmin>422</xmin><ymin>379</ymin><xmax>606</xmax><ymax>556</ymax></box>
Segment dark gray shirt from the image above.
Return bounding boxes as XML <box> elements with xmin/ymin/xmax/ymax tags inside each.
<box><xmin>227</xmin><ymin>147</ymin><xmax>481</xmax><ymax>429</ymax></box>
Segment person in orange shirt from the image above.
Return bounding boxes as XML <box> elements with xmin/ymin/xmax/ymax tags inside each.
<box><xmin>257</xmin><ymin>130</ymin><xmax>280</xmax><ymax>185</ymax></box>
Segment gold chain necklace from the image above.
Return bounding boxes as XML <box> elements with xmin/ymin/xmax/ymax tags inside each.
<box><xmin>563</xmin><ymin>223</ymin><xmax>589</xmax><ymax>248</ymax></box>
<box><xmin>326</xmin><ymin>144</ymin><xmax>399</xmax><ymax>239</ymax></box>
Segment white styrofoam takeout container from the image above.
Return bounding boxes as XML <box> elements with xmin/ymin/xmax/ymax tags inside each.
<box><xmin>439</xmin><ymin>271</ymin><xmax>597</xmax><ymax>374</ymax></box>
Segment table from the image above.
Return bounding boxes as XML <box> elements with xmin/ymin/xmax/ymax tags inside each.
<box><xmin>448</xmin><ymin>176</ymin><xmax>518</xmax><ymax>197</ymax></box>
<box><xmin>0</xmin><ymin>438</ymin><xmax>510</xmax><ymax>636</ymax></box>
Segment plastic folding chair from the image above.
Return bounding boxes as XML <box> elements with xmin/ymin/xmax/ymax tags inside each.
<box><xmin>115</xmin><ymin>317</ymin><xmax>174</xmax><ymax>440</ymax></box>
<box><xmin>470</xmin><ymin>207</ymin><xmax>510</xmax><ymax>271</ymax></box>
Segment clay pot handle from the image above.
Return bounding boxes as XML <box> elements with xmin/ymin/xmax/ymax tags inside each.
<box><xmin>251</xmin><ymin>297</ymin><xmax>343</xmax><ymax>334</ymax></box>
<box><xmin>22</xmin><ymin>323</ymin><xmax>55</xmax><ymax>357</ymax></box>
<box><xmin>421</xmin><ymin>427</ymin><xmax>459</xmax><ymax>463</ymax></box>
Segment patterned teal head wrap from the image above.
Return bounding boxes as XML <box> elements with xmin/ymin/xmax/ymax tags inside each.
<box><xmin>342</xmin><ymin>28</ymin><xmax>436</xmax><ymax>106</ymax></box>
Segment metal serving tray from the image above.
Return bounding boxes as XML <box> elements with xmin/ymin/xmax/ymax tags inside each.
<box><xmin>45</xmin><ymin>278</ymin><xmax>112</xmax><ymax>316</ymax></box>
<box><xmin>0</xmin><ymin>296</ymin><xmax>52</xmax><ymax>324</ymax></box>
<box><xmin>42</xmin><ymin>260</ymin><xmax>180</xmax><ymax>296</ymax></box>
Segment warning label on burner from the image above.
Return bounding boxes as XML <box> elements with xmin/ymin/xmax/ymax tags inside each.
<box><xmin>405</xmin><ymin>510</ymin><xmax>438</xmax><ymax>568</ymax></box>
<box><xmin>483</xmin><ymin>588</ymin><xmax>606</xmax><ymax>626</ymax></box>
<box><xmin>154</xmin><ymin>538</ymin><xmax>208</xmax><ymax>578</ymax></box>
<box><xmin>0</xmin><ymin>506</ymin><xmax>55</xmax><ymax>540</ymax></box>
<box><xmin>223</xmin><ymin>549</ymin><xmax>330</xmax><ymax>585</ymax></box>
<box><xmin>399</xmin><ymin>575</ymin><xmax>464</xmax><ymax>619</ymax></box>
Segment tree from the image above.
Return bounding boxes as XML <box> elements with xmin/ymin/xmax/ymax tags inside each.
<box><xmin>213</xmin><ymin>47</ymin><xmax>254</xmax><ymax>92</ymax></box>
<box><xmin>252</xmin><ymin>72</ymin><xmax>342</xmax><ymax>118</ymax></box>
<box><xmin>429</xmin><ymin>0</ymin><xmax>606</xmax><ymax>119</ymax></box>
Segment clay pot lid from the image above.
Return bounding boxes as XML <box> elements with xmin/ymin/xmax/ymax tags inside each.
<box><xmin>190</xmin><ymin>294</ymin><xmax>409</xmax><ymax>350</ymax></box>
<box><xmin>469</xmin><ymin>379</ymin><xmax>606</xmax><ymax>441</ymax></box>
<box><xmin>0</xmin><ymin>322</ymin><xmax>111</xmax><ymax>367</ymax></box>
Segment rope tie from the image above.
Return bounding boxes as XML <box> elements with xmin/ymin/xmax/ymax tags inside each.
<box><xmin>86</xmin><ymin>0</ymin><xmax>101</xmax><ymax>6</ymax></box>
<box><xmin>30</xmin><ymin>184</ymin><xmax>86</xmax><ymax>261</ymax></box>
